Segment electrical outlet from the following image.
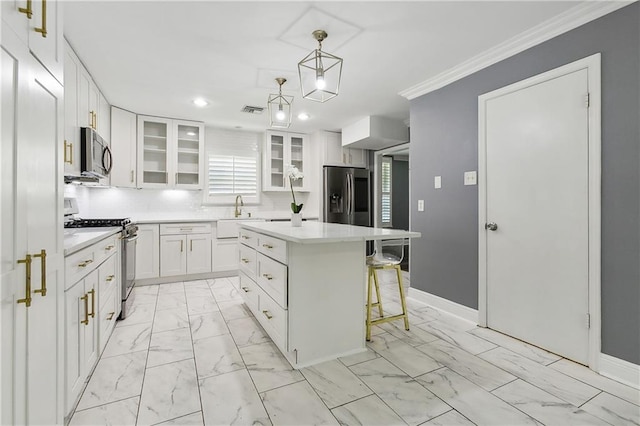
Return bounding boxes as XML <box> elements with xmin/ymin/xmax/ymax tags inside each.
<box><xmin>434</xmin><ymin>176</ymin><xmax>442</xmax><ymax>189</ymax></box>
<box><xmin>464</xmin><ymin>171</ymin><xmax>477</xmax><ymax>186</ymax></box>
<box><xmin>418</xmin><ymin>200</ymin><xmax>424</xmax><ymax>212</ymax></box>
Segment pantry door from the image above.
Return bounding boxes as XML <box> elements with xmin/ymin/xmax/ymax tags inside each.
<box><xmin>478</xmin><ymin>54</ymin><xmax>601</xmax><ymax>366</ymax></box>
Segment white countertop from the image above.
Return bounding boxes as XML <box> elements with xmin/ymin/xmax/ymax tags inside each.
<box><xmin>64</xmin><ymin>227</ymin><xmax>121</xmax><ymax>256</ymax></box>
<box><xmin>132</xmin><ymin>213</ymin><xmax>319</xmax><ymax>224</ymax></box>
<box><xmin>239</xmin><ymin>221</ymin><xmax>421</xmax><ymax>244</ymax></box>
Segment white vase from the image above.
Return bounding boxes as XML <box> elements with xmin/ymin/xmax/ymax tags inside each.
<box><xmin>291</xmin><ymin>212</ymin><xmax>302</xmax><ymax>227</ymax></box>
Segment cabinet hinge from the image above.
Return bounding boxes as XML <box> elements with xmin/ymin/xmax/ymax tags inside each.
<box><xmin>586</xmin><ymin>313</ymin><xmax>591</xmax><ymax>329</ymax></box>
<box><xmin>585</xmin><ymin>93</ymin><xmax>590</xmax><ymax>108</ymax></box>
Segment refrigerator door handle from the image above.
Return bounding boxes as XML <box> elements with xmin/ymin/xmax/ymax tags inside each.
<box><xmin>348</xmin><ymin>172</ymin><xmax>354</xmax><ymax>216</ymax></box>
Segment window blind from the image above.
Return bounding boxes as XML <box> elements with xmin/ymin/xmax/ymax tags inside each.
<box><xmin>381</xmin><ymin>157</ymin><xmax>392</xmax><ymax>226</ymax></box>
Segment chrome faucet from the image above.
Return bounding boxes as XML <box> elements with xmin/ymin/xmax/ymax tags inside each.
<box><xmin>234</xmin><ymin>194</ymin><xmax>244</xmax><ymax>218</ymax></box>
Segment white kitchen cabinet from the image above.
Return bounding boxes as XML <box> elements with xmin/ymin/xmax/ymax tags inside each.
<box><xmin>78</xmin><ymin>67</ymin><xmax>100</xmax><ymax>131</ymax></box>
<box><xmin>1</xmin><ymin>24</ymin><xmax>64</xmax><ymax>426</ymax></box>
<box><xmin>110</xmin><ymin>107</ymin><xmax>138</xmax><ymax>188</ymax></box>
<box><xmin>97</xmin><ymin>253</ymin><xmax>119</xmax><ymax>352</ymax></box>
<box><xmin>213</xmin><ymin>239</ymin><xmax>239</xmax><ymax>272</ymax></box>
<box><xmin>136</xmin><ymin>224</ymin><xmax>160</xmax><ymax>280</ymax></box>
<box><xmin>344</xmin><ymin>147</ymin><xmax>368</xmax><ymax>168</ymax></box>
<box><xmin>137</xmin><ymin>116</ymin><xmax>204</xmax><ymax>189</ymax></box>
<box><xmin>159</xmin><ymin>223</ymin><xmax>212</xmax><ymax>277</ymax></box>
<box><xmin>321</xmin><ymin>130</ymin><xmax>368</xmax><ymax>168</ymax></box>
<box><xmin>1</xmin><ymin>0</ymin><xmax>63</xmax><ymax>83</ymax></box>
<box><xmin>263</xmin><ymin>131</ymin><xmax>310</xmax><ymax>191</ymax></box>
<box><xmin>98</xmin><ymin>93</ymin><xmax>111</xmax><ymax>143</ymax></box>
<box><xmin>64</xmin><ymin>48</ymin><xmax>80</xmax><ymax>174</ymax></box>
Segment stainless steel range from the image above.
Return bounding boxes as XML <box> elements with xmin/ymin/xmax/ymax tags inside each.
<box><xmin>65</xmin><ymin>216</ymin><xmax>138</xmax><ymax>319</ymax></box>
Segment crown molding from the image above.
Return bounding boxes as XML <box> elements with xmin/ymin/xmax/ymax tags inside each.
<box><xmin>399</xmin><ymin>1</ymin><xmax>634</xmax><ymax>100</ymax></box>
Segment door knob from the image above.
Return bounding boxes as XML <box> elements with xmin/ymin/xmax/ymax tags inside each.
<box><xmin>485</xmin><ymin>222</ymin><xmax>498</xmax><ymax>231</ymax></box>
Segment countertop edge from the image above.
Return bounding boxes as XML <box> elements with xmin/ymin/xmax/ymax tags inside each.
<box><xmin>64</xmin><ymin>227</ymin><xmax>122</xmax><ymax>257</ymax></box>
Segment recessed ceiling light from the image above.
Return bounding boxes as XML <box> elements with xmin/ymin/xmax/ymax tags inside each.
<box><xmin>193</xmin><ymin>98</ymin><xmax>208</xmax><ymax>107</ymax></box>
<box><xmin>298</xmin><ymin>112</ymin><xmax>310</xmax><ymax>120</ymax></box>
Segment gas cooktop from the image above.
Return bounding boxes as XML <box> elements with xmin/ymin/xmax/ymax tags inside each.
<box><xmin>64</xmin><ymin>218</ymin><xmax>132</xmax><ymax>228</ymax></box>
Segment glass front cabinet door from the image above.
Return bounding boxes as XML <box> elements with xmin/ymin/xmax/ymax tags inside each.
<box><xmin>264</xmin><ymin>131</ymin><xmax>309</xmax><ymax>191</ymax></box>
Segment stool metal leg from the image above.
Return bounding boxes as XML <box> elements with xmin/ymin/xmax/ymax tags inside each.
<box><xmin>366</xmin><ymin>266</ymin><xmax>374</xmax><ymax>341</ymax></box>
<box><xmin>395</xmin><ymin>265</ymin><xmax>410</xmax><ymax>331</ymax></box>
<box><xmin>372</xmin><ymin>267</ymin><xmax>384</xmax><ymax>317</ymax></box>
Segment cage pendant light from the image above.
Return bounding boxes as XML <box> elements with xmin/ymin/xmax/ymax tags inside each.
<box><xmin>298</xmin><ymin>30</ymin><xmax>343</xmax><ymax>103</ymax></box>
<box><xmin>267</xmin><ymin>78</ymin><xmax>294</xmax><ymax>128</ymax></box>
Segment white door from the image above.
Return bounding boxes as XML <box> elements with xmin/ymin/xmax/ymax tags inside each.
<box><xmin>481</xmin><ymin>60</ymin><xmax>597</xmax><ymax>365</ymax></box>
<box><xmin>160</xmin><ymin>235</ymin><xmax>187</xmax><ymax>277</ymax></box>
<box><xmin>187</xmin><ymin>235</ymin><xmax>212</xmax><ymax>274</ymax></box>
<box><xmin>136</xmin><ymin>225</ymin><xmax>160</xmax><ymax>279</ymax></box>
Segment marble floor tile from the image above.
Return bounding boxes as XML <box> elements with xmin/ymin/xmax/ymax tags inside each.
<box><xmin>183</xmin><ymin>279</ymin><xmax>210</xmax><ymax>289</ymax></box>
<box><xmin>193</xmin><ymin>333</ymin><xmax>244</xmax><ymax>379</ymax></box>
<box><xmin>186</xmin><ymin>296</ymin><xmax>219</xmax><ymax>316</ymax></box>
<box><xmin>415</xmin><ymin>338</ymin><xmax>516</xmax><ymax>391</ymax></box>
<box><xmin>200</xmin><ymin>369</ymin><xmax>271</xmax><ymax>426</ymax></box>
<box><xmin>76</xmin><ymin>351</ymin><xmax>146</xmax><ymax>410</ymax></box>
<box><xmin>69</xmin><ymin>396</ymin><xmax>139</xmax><ymax>426</ymax></box>
<box><xmin>416</xmin><ymin>368</ymin><xmax>538</xmax><ymax>425</ymax></box>
<box><xmin>261</xmin><ymin>380</ymin><xmax>339</xmax><ymax>426</ymax></box>
<box><xmin>339</xmin><ymin>348</ymin><xmax>380</xmax><ymax>367</ymax></box>
<box><xmin>580</xmin><ymin>392</ymin><xmax>640</xmax><ymax>426</ymax></box>
<box><xmin>153</xmin><ymin>305</ymin><xmax>189</xmax><ymax>333</ymax></box>
<box><xmin>367</xmin><ymin>332</ymin><xmax>441</xmax><ymax>378</ymax></box>
<box><xmin>301</xmin><ymin>359</ymin><xmax>372</xmax><ymax>409</ymax></box>
<box><xmin>550</xmin><ymin>358</ymin><xmax>640</xmax><ymax>405</ymax></box>
<box><xmin>147</xmin><ymin>327</ymin><xmax>194</xmax><ymax>368</ymax></box>
<box><xmin>133</xmin><ymin>284</ymin><xmax>160</xmax><ymax>295</ymax></box>
<box><xmin>331</xmin><ymin>394</ymin><xmax>406</xmax><ymax>426</ymax></box>
<box><xmin>379</xmin><ymin>320</ymin><xmax>440</xmax><ymax>347</ymax></box>
<box><xmin>189</xmin><ymin>311</ymin><xmax>229</xmax><ymax>341</ymax></box>
<box><xmin>157</xmin><ymin>292</ymin><xmax>187</xmax><ymax>311</ymax></box>
<box><xmin>226</xmin><ymin>316</ymin><xmax>270</xmax><ymax>347</ymax></box>
<box><xmin>117</xmin><ymin>301</ymin><xmax>156</xmax><ymax>326</ymax></box>
<box><xmin>157</xmin><ymin>281</ymin><xmax>185</xmax><ymax>294</ymax></box>
<box><xmin>424</xmin><ymin>410</ymin><xmax>474</xmax><ymax>425</ymax></box>
<box><xmin>217</xmin><ymin>299</ymin><xmax>253</xmax><ymax>322</ymax></box>
<box><xmin>417</xmin><ymin>320</ymin><xmax>497</xmax><ymax>355</ymax></box>
<box><xmin>350</xmin><ymin>357</ymin><xmax>450</xmax><ymax>425</ymax></box>
<box><xmin>156</xmin><ymin>411</ymin><xmax>204</xmax><ymax>425</ymax></box>
<box><xmin>102</xmin><ymin>322</ymin><xmax>151</xmax><ymax>358</ymax></box>
<box><xmin>210</xmin><ymin>281</ymin><xmax>241</xmax><ymax>302</ymax></box>
<box><xmin>183</xmin><ymin>286</ymin><xmax>213</xmax><ymax>299</ymax></box>
<box><xmin>492</xmin><ymin>379</ymin><xmax>608</xmax><ymax>425</ymax></box>
<box><xmin>137</xmin><ymin>359</ymin><xmax>201</xmax><ymax>426</ymax></box>
<box><xmin>239</xmin><ymin>341</ymin><xmax>304</xmax><ymax>393</ymax></box>
<box><xmin>479</xmin><ymin>347</ymin><xmax>600</xmax><ymax>407</ymax></box>
<box><xmin>468</xmin><ymin>327</ymin><xmax>562</xmax><ymax>365</ymax></box>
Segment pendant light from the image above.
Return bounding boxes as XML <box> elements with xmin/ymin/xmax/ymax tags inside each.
<box><xmin>267</xmin><ymin>78</ymin><xmax>293</xmax><ymax>128</ymax></box>
<box><xmin>298</xmin><ymin>30</ymin><xmax>343</xmax><ymax>103</ymax></box>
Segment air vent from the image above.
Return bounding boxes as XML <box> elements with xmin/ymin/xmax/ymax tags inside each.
<box><xmin>241</xmin><ymin>105</ymin><xmax>264</xmax><ymax>115</ymax></box>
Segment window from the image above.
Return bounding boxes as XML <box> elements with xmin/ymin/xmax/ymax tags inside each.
<box><xmin>381</xmin><ymin>157</ymin><xmax>392</xmax><ymax>227</ymax></box>
<box><xmin>203</xmin><ymin>129</ymin><xmax>260</xmax><ymax>204</ymax></box>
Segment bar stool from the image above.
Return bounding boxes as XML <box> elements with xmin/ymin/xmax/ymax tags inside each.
<box><xmin>366</xmin><ymin>239</ymin><xmax>409</xmax><ymax>341</ymax></box>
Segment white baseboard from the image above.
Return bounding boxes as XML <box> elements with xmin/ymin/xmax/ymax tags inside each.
<box><xmin>408</xmin><ymin>287</ymin><xmax>478</xmax><ymax>325</ymax></box>
<box><xmin>599</xmin><ymin>353</ymin><xmax>640</xmax><ymax>390</ymax></box>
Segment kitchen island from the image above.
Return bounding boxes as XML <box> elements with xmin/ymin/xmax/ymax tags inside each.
<box><xmin>237</xmin><ymin>221</ymin><xmax>420</xmax><ymax>368</ymax></box>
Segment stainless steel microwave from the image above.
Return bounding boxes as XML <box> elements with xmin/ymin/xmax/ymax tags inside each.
<box><xmin>80</xmin><ymin>127</ymin><xmax>112</xmax><ymax>179</ymax></box>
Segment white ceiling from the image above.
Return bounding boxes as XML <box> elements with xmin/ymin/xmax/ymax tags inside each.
<box><xmin>63</xmin><ymin>1</ymin><xmax>581</xmax><ymax>136</ymax></box>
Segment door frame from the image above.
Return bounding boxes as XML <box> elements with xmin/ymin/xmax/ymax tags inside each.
<box><xmin>478</xmin><ymin>53</ymin><xmax>601</xmax><ymax>369</ymax></box>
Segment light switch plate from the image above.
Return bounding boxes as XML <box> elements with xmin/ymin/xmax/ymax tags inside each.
<box><xmin>464</xmin><ymin>171</ymin><xmax>477</xmax><ymax>186</ymax></box>
<box><xmin>418</xmin><ymin>200</ymin><xmax>424</xmax><ymax>212</ymax></box>
<box><xmin>434</xmin><ymin>176</ymin><xmax>442</xmax><ymax>189</ymax></box>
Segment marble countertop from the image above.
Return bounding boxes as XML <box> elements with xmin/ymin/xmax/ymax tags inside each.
<box><xmin>64</xmin><ymin>227</ymin><xmax>121</xmax><ymax>256</ymax></box>
<box><xmin>239</xmin><ymin>221</ymin><xmax>421</xmax><ymax>244</ymax></box>
<box><xmin>132</xmin><ymin>212</ymin><xmax>319</xmax><ymax>224</ymax></box>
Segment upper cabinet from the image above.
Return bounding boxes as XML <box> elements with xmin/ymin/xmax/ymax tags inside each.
<box><xmin>2</xmin><ymin>0</ymin><xmax>63</xmax><ymax>83</ymax></box>
<box><xmin>264</xmin><ymin>131</ymin><xmax>310</xmax><ymax>192</ymax></box>
<box><xmin>318</xmin><ymin>131</ymin><xmax>368</xmax><ymax>169</ymax></box>
<box><xmin>110</xmin><ymin>107</ymin><xmax>137</xmax><ymax>188</ymax></box>
<box><xmin>137</xmin><ymin>115</ymin><xmax>204</xmax><ymax>189</ymax></box>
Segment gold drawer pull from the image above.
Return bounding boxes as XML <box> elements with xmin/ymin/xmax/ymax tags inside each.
<box><xmin>17</xmin><ymin>254</ymin><xmax>33</xmax><ymax>307</ymax></box>
<box><xmin>106</xmin><ymin>312</ymin><xmax>115</xmax><ymax>321</ymax></box>
<box><xmin>105</xmin><ymin>245</ymin><xmax>115</xmax><ymax>251</ymax></box>
<box><xmin>81</xmin><ymin>294</ymin><xmax>89</xmax><ymax>325</ymax></box>
<box><xmin>106</xmin><ymin>275</ymin><xmax>115</xmax><ymax>282</ymax></box>
<box><xmin>262</xmin><ymin>310</ymin><xmax>273</xmax><ymax>320</ymax></box>
<box><xmin>34</xmin><ymin>0</ymin><xmax>47</xmax><ymax>38</ymax></box>
<box><xmin>33</xmin><ymin>249</ymin><xmax>47</xmax><ymax>297</ymax></box>
<box><xmin>262</xmin><ymin>244</ymin><xmax>273</xmax><ymax>249</ymax></box>
<box><xmin>241</xmin><ymin>235</ymin><xmax>250</xmax><ymax>240</ymax></box>
<box><xmin>262</xmin><ymin>274</ymin><xmax>273</xmax><ymax>281</ymax></box>
<box><xmin>78</xmin><ymin>259</ymin><xmax>93</xmax><ymax>267</ymax></box>
<box><xmin>241</xmin><ymin>258</ymin><xmax>249</xmax><ymax>264</ymax></box>
<box><xmin>88</xmin><ymin>289</ymin><xmax>96</xmax><ymax>318</ymax></box>
<box><xmin>241</xmin><ymin>287</ymin><xmax>250</xmax><ymax>293</ymax></box>
<box><xmin>19</xmin><ymin>0</ymin><xmax>33</xmax><ymax>18</ymax></box>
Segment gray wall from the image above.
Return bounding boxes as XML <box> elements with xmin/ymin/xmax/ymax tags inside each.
<box><xmin>409</xmin><ymin>3</ymin><xmax>640</xmax><ymax>364</ymax></box>
<box><xmin>391</xmin><ymin>158</ymin><xmax>410</xmax><ymax>231</ymax></box>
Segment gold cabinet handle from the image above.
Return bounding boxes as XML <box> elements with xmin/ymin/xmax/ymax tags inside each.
<box><xmin>262</xmin><ymin>310</ymin><xmax>273</xmax><ymax>320</ymax></box>
<box><xmin>130</xmin><ymin>170</ymin><xmax>134</xmax><ymax>183</ymax></box>
<box><xmin>64</xmin><ymin>140</ymin><xmax>73</xmax><ymax>164</ymax></box>
<box><xmin>32</xmin><ymin>249</ymin><xmax>47</xmax><ymax>297</ymax></box>
<box><xmin>262</xmin><ymin>244</ymin><xmax>273</xmax><ymax>249</ymax></box>
<box><xmin>241</xmin><ymin>235</ymin><xmax>250</xmax><ymax>240</ymax></box>
<box><xmin>78</xmin><ymin>259</ymin><xmax>93</xmax><ymax>267</ymax></box>
<box><xmin>106</xmin><ymin>312</ymin><xmax>115</xmax><ymax>321</ymax></box>
<box><xmin>241</xmin><ymin>286</ymin><xmax>250</xmax><ymax>292</ymax></box>
<box><xmin>18</xmin><ymin>0</ymin><xmax>32</xmax><ymax>19</ymax></box>
<box><xmin>34</xmin><ymin>0</ymin><xmax>47</xmax><ymax>37</ymax></box>
<box><xmin>241</xmin><ymin>258</ymin><xmax>249</xmax><ymax>264</ymax></box>
<box><xmin>17</xmin><ymin>254</ymin><xmax>33</xmax><ymax>307</ymax></box>
<box><xmin>262</xmin><ymin>273</ymin><xmax>273</xmax><ymax>281</ymax></box>
<box><xmin>106</xmin><ymin>274</ymin><xmax>115</xmax><ymax>282</ymax></box>
<box><xmin>88</xmin><ymin>289</ymin><xmax>96</xmax><ymax>318</ymax></box>
<box><xmin>94</xmin><ymin>111</ymin><xmax>97</xmax><ymax>129</ymax></box>
<box><xmin>81</xmin><ymin>294</ymin><xmax>89</xmax><ymax>325</ymax></box>
<box><xmin>105</xmin><ymin>245</ymin><xmax>115</xmax><ymax>251</ymax></box>
<box><xmin>190</xmin><ymin>240</ymin><xmax>193</xmax><ymax>252</ymax></box>
<box><xmin>180</xmin><ymin>240</ymin><xmax>183</xmax><ymax>252</ymax></box>
<box><xmin>70</xmin><ymin>142</ymin><xmax>73</xmax><ymax>164</ymax></box>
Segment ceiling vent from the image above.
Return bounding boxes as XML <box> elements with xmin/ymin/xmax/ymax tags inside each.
<box><xmin>241</xmin><ymin>105</ymin><xmax>264</xmax><ymax>115</ymax></box>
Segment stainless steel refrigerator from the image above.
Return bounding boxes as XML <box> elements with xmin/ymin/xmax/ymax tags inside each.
<box><xmin>323</xmin><ymin>166</ymin><xmax>371</xmax><ymax>226</ymax></box>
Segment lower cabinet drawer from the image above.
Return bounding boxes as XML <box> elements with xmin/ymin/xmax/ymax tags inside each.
<box><xmin>257</xmin><ymin>253</ymin><xmax>287</xmax><ymax>309</ymax></box>
<box><xmin>98</xmin><ymin>255</ymin><xmax>117</xmax><ymax>309</ymax></box>
<box><xmin>98</xmin><ymin>288</ymin><xmax>118</xmax><ymax>353</ymax></box>
<box><xmin>65</xmin><ymin>247</ymin><xmax>96</xmax><ymax>289</ymax></box>
<box><xmin>94</xmin><ymin>234</ymin><xmax>119</xmax><ymax>266</ymax></box>
<box><xmin>238</xmin><ymin>244</ymin><xmax>257</xmax><ymax>280</ymax></box>
<box><xmin>257</xmin><ymin>234</ymin><xmax>287</xmax><ymax>264</ymax></box>
<box><xmin>256</xmin><ymin>287</ymin><xmax>287</xmax><ymax>352</ymax></box>
<box><xmin>239</xmin><ymin>272</ymin><xmax>259</xmax><ymax>313</ymax></box>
